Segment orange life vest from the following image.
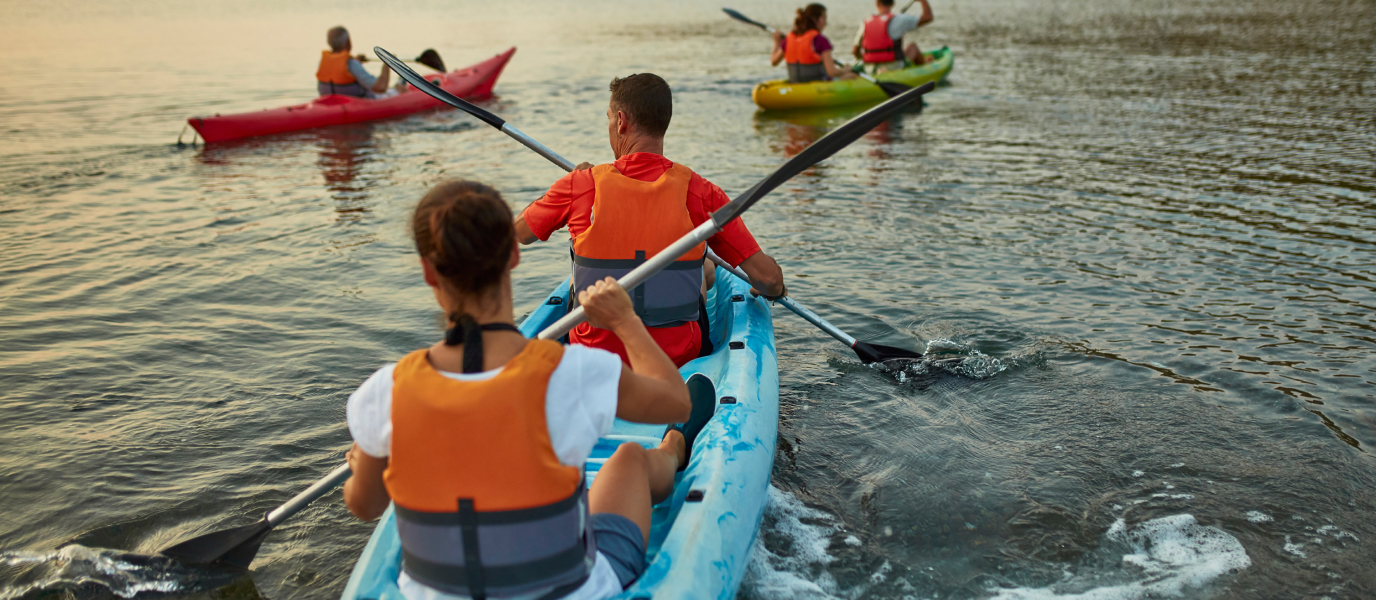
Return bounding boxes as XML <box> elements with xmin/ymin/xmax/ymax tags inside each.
<box><xmin>784</xmin><ymin>30</ymin><xmax>822</xmax><ymax>65</ymax></box>
<box><xmin>571</xmin><ymin>163</ymin><xmax>705</xmax><ymax>328</ymax></box>
<box><xmin>315</xmin><ymin>50</ymin><xmax>357</xmax><ymax>85</ymax></box>
<box><xmin>861</xmin><ymin>13</ymin><xmax>902</xmax><ymax>63</ymax></box>
<box><xmin>386</xmin><ymin>340</ymin><xmax>595</xmax><ymax>597</ymax></box>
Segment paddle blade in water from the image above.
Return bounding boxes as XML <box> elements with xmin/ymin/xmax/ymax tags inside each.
<box><xmin>159</xmin><ymin>519</ymin><xmax>270</xmax><ymax>569</ymax></box>
<box><xmin>876</xmin><ymin>81</ymin><xmax>913</xmax><ymax>98</ymax></box>
<box><xmin>852</xmin><ymin>340</ymin><xmax>924</xmax><ymax>364</ymax></box>
<box><xmin>414</xmin><ymin>49</ymin><xmax>446</xmax><ymax>72</ymax></box>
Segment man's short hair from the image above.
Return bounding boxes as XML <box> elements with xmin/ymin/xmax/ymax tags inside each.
<box><xmin>327</xmin><ymin>26</ymin><xmax>350</xmax><ymax>52</ymax></box>
<box><xmin>878</xmin><ymin>0</ymin><xmax>895</xmax><ymax>6</ymax></box>
<box><xmin>609</xmin><ymin>74</ymin><xmax>672</xmax><ymax>138</ymax></box>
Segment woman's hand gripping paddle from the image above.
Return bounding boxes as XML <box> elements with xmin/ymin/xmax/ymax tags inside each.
<box><xmin>706</xmin><ymin>250</ymin><xmax>923</xmax><ymax>365</ymax></box>
<box><xmin>722</xmin><ymin>7</ymin><xmax>912</xmax><ymax>98</ymax></box>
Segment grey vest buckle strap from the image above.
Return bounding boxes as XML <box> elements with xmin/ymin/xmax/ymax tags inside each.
<box><xmin>458</xmin><ymin>498</ymin><xmax>486</xmax><ymax>600</ymax></box>
<box><xmin>633</xmin><ymin>250</ymin><xmax>647</xmax><ymax>316</ymax></box>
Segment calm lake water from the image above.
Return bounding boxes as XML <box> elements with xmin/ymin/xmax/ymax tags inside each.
<box><xmin>2</xmin><ymin>0</ymin><xmax>1374</xmax><ymax>598</ymax></box>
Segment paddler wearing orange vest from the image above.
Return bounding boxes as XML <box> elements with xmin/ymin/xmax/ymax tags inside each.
<box><xmin>850</xmin><ymin>0</ymin><xmax>935</xmax><ymax>73</ymax></box>
<box><xmin>514</xmin><ymin>74</ymin><xmax>787</xmax><ymax>367</ymax></box>
<box><xmin>343</xmin><ymin>180</ymin><xmax>695</xmax><ymax>599</ymax></box>
<box><xmin>769</xmin><ymin>3</ymin><xmax>858</xmax><ymax>83</ymax></box>
<box><xmin>316</xmin><ymin>26</ymin><xmax>392</xmax><ymax>98</ymax></box>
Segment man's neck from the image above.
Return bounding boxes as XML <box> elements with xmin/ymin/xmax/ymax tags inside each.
<box><xmin>878</xmin><ymin>6</ymin><xmax>892</xmax><ymax>14</ymax></box>
<box><xmin>614</xmin><ymin>135</ymin><xmax>665</xmax><ymax>159</ymax></box>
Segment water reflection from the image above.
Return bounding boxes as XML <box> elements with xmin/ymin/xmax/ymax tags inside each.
<box><xmin>314</xmin><ymin>124</ymin><xmax>382</xmax><ymax>224</ymax></box>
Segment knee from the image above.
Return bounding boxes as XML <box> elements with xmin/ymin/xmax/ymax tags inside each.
<box><xmin>611</xmin><ymin>442</ymin><xmax>649</xmax><ymax>472</ymax></box>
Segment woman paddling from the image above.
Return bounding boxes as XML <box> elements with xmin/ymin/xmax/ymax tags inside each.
<box><xmin>342</xmin><ymin>180</ymin><xmax>692</xmax><ymax>599</ymax></box>
<box><xmin>770</xmin><ymin>3</ymin><xmax>857</xmax><ymax>83</ymax></box>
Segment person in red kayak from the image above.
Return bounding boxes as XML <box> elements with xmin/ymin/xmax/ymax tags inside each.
<box><xmin>343</xmin><ymin>180</ymin><xmax>693</xmax><ymax>598</ymax></box>
<box><xmin>316</xmin><ymin>26</ymin><xmax>392</xmax><ymax>98</ymax></box>
<box><xmin>770</xmin><ymin>3</ymin><xmax>857</xmax><ymax>83</ymax></box>
<box><xmin>515</xmin><ymin>73</ymin><xmax>786</xmax><ymax>367</ymax></box>
<box><xmin>851</xmin><ymin>0</ymin><xmax>935</xmax><ymax>72</ymax></box>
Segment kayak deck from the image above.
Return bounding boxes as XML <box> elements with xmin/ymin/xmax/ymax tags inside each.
<box><xmin>752</xmin><ymin>45</ymin><xmax>954</xmax><ymax>111</ymax></box>
<box><xmin>340</xmin><ymin>268</ymin><xmax>778</xmax><ymax>600</ymax></box>
<box><xmin>188</xmin><ymin>47</ymin><xmax>516</xmax><ymax>143</ymax></box>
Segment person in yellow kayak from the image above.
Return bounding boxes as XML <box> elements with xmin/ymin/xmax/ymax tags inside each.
<box><xmin>343</xmin><ymin>180</ymin><xmax>694</xmax><ymax>598</ymax></box>
<box><xmin>316</xmin><ymin>26</ymin><xmax>392</xmax><ymax>98</ymax></box>
<box><xmin>851</xmin><ymin>0</ymin><xmax>935</xmax><ymax>72</ymax></box>
<box><xmin>770</xmin><ymin>3</ymin><xmax>857</xmax><ymax>83</ymax></box>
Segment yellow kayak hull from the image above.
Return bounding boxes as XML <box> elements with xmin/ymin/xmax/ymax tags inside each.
<box><xmin>752</xmin><ymin>46</ymin><xmax>954</xmax><ymax>111</ymax></box>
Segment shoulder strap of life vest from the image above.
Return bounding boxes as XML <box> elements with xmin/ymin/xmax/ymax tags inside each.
<box><xmin>570</xmin><ymin>162</ymin><xmax>704</xmax><ymax>327</ymax></box>
<box><xmin>387</xmin><ymin>340</ymin><xmax>593</xmax><ymax>599</ymax></box>
<box><xmin>785</xmin><ymin>30</ymin><xmax>823</xmax><ymax>65</ymax></box>
<box><xmin>316</xmin><ymin>50</ymin><xmax>357</xmax><ymax>85</ymax></box>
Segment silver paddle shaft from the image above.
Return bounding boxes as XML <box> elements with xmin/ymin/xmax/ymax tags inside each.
<box><xmin>266</xmin><ymin>462</ymin><xmax>352</xmax><ymax>526</ymax></box>
<box><xmin>705</xmin><ymin>250</ymin><xmax>857</xmax><ymax>348</ymax></box>
<box><xmin>501</xmin><ymin>124</ymin><xmax>576</xmax><ymax>172</ymax></box>
<box><xmin>538</xmin><ymin>221</ymin><xmax>720</xmax><ymax>340</ymax></box>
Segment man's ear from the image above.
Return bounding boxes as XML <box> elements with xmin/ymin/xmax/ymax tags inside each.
<box><xmin>421</xmin><ymin>257</ymin><xmax>440</xmax><ymax>288</ymax></box>
<box><xmin>616</xmin><ymin>110</ymin><xmax>631</xmax><ymax>136</ymax></box>
<box><xmin>508</xmin><ymin>242</ymin><xmax>521</xmax><ymax>270</ymax></box>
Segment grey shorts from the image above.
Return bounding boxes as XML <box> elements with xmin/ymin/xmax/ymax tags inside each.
<box><xmin>591</xmin><ymin>513</ymin><xmax>647</xmax><ymax>588</ymax></box>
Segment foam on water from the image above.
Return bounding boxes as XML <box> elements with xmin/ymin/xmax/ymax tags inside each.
<box><xmin>741</xmin><ymin>487</ymin><xmax>894</xmax><ymax>600</ymax></box>
<box><xmin>988</xmin><ymin>514</ymin><xmax>1250</xmax><ymax>599</ymax></box>
<box><xmin>0</xmin><ymin>545</ymin><xmax>192</xmax><ymax>599</ymax></box>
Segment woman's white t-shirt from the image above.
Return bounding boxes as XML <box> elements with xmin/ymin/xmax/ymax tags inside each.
<box><xmin>346</xmin><ymin>344</ymin><xmax>626</xmax><ymax>600</ymax></box>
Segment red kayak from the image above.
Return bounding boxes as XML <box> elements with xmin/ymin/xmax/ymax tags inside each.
<box><xmin>189</xmin><ymin>47</ymin><xmax>516</xmax><ymax>143</ymax></box>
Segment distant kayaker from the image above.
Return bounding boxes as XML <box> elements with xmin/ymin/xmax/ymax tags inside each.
<box><xmin>851</xmin><ymin>0</ymin><xmax>934</xmax><ymax>72</ymax></box>
<box><xmin>515</xmin><ymin>73</ymin><xmax>787</xmax><ymax>367</ymax></box>
<box><xmin>770</xmin><ymin>3</ymin><xmax>857</xmax><ymax>83</ymax></box>
<box><xmin>316</xmin><ymin>26</ymin><xmax>392</xmax><ymax>98</ymax></box>
<box><xmin>343</xmin><ymin>180</ymin><xmax>693</xmax><ymax>599</ymax></box>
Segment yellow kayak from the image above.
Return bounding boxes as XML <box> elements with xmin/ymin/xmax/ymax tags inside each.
<box><xmin>752</xmin><ymin>46</ymin><xmax>953</xmax><ymax>111</ymax></box>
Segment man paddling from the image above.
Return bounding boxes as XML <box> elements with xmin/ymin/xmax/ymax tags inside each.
<box><xmin>316</xmin><ymin>26</ymin><xmax>392</xmax><ymax>98</ymax></box>
<box><xmin>851</xmin><ymin>0</ymin><xmax>934</xmax><ymax>72</ymax></box>
<box><xmin>515</xmin><ymin>73</ymin><xmax>786</xmax><ymax>367</ymax></box>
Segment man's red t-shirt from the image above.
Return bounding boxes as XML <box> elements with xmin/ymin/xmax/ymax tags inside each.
<box><xmin>523</xmin><ymin>152</ymin><xmax>763</xmax><ymax>366</ymax></box>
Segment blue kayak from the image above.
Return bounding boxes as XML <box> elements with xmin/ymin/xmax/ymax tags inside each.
<box><xmin>340</xmin><ymin>267</ymin><xmax>779</xmax><ymax>600</ymax></box>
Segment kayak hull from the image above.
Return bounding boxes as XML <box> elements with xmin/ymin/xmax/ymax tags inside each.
<box><xmin>752</xmin><ymin>46</ymin><xmax>953</xmax><ymax>111</ymax></box>
<box><xmin>340</xmin><ymin>270</ymin><xmax>778</xmax><ymax>600</ymax></box>
<box><xmin>188</xmin><ymin>47</ymin><xmax>516</xmax><ymax>143</ymax></box>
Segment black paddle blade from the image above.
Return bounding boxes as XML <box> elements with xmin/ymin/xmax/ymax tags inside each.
<box><xmin>159</xmin><ymin>518</ymin><xmax>271</xmax><ymax>569</ymax></box>
<box><xmin>723</xmin><ymin>7</ymin><xmax>770</xmax><ymax>31</ymax></box>
<box><xmin>875</xmin><ymin>80</ymin><xmax>913</xmax><ymax>98</ymax></box>
<box><xmin>374</xmin><ymin>46</ymin><xmax>505</xmax><ymax>129</ymax></box>
<box><xmin>853</xmin><ymin>340</ymin><xmax>924</xmax><ymax>364</ymax></box>
<box><xmin>414</xmin><ymin>49</ymin><xmax>446</xmax><ymax>72</ymax></box>
<box><xmin>711</xmin><ymin>81</ymin><xmax>935</xmax><ymax>229</ymax></box>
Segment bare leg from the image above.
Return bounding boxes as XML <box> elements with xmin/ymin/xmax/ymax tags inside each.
<box><xmin>906</xmin><ymin>42</ymin><xmax>926</xmax><ymax>65</ymax></box>
<box><xmin>588</xmin><ymin>432</ymin><xmax>686</xmax><ymax>543</ymax></box>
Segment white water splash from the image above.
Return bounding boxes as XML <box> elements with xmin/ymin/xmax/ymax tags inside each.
<box><xmin>741</xmin><ymin>487</ymin><xmax>891</xmax><ymax>600</ymax></box>
<box><xmin>0</xmin><ymin>545</ymin><xmax>189</xmax><ymax>600</ymax></box>
<box><xmin>989</xmin><ymin>514</ymin><xmax>1250</xmax><ymax>599</ymax></box>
